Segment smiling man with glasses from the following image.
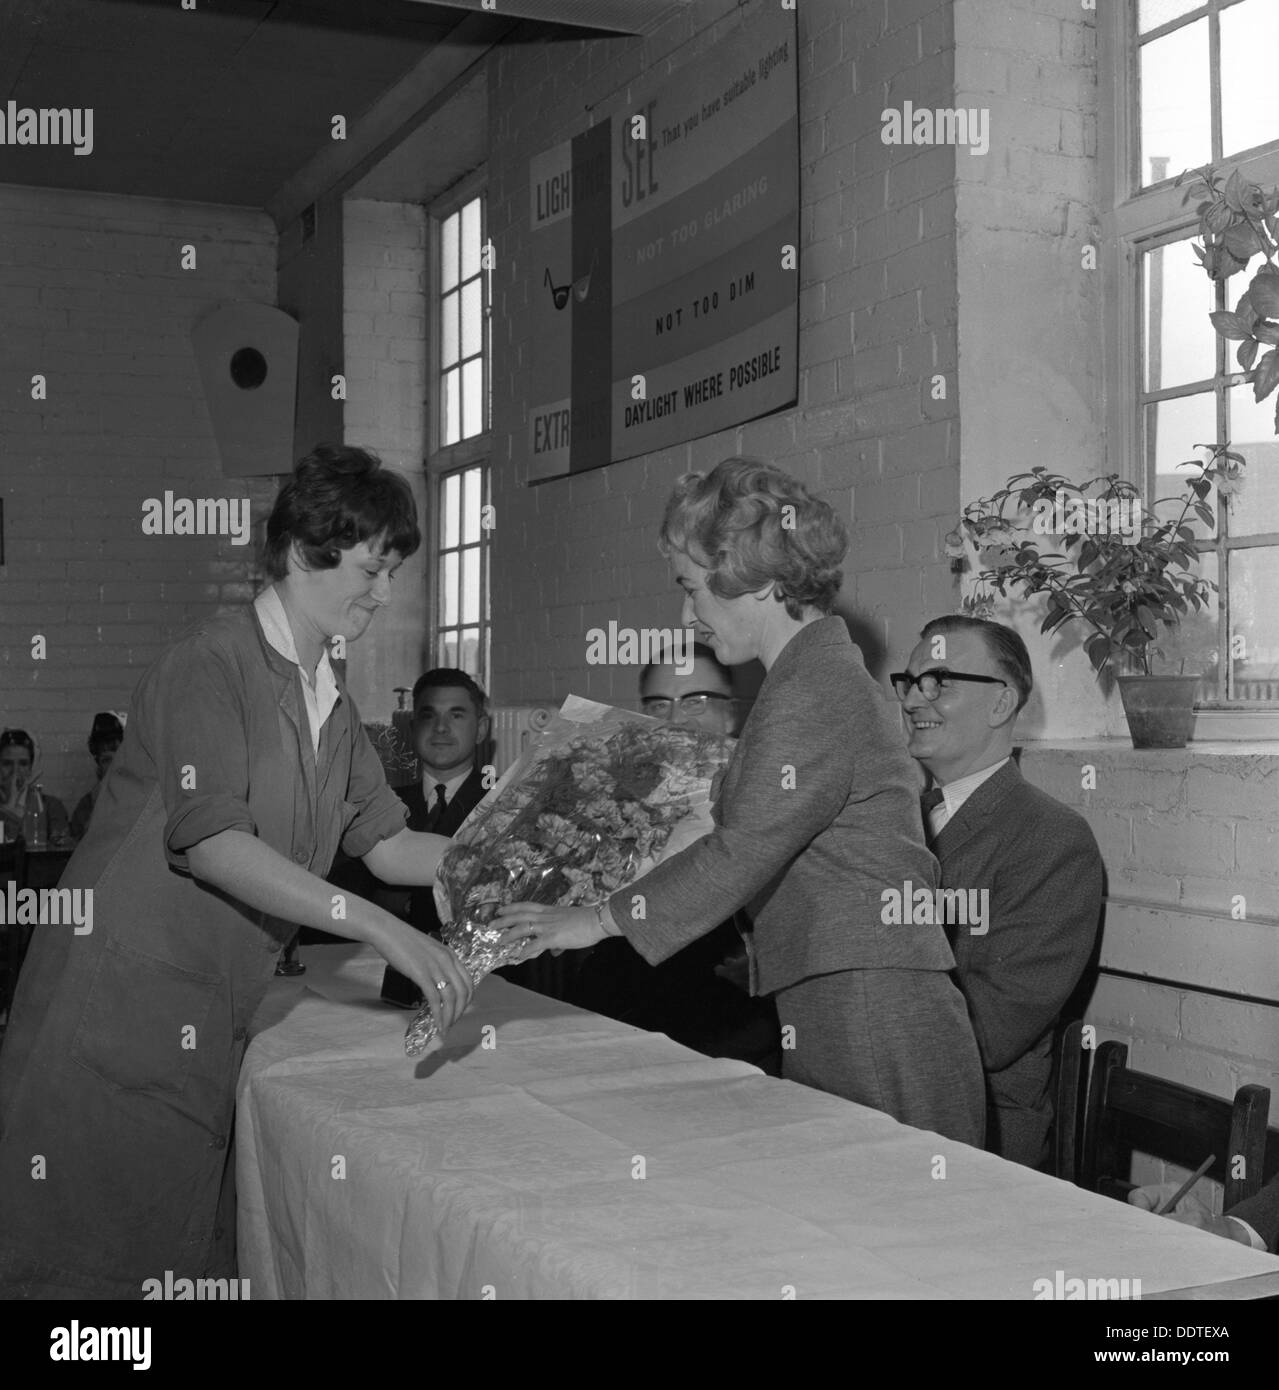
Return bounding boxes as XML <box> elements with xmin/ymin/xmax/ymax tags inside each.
<box><xmin>895</xmin><ymin>615</ymin><xmax>1103</xmax><ymax>1170</ymax></box>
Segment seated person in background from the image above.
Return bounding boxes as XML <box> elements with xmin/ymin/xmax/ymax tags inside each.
<box><xmin>0</xmin><ymin>728</ymin><xmax>70</xmax><ymax>845</ymax></box>
<box><xmin>377</xmin><ymin>669</ymin><xmax>490</xmax><ymax>1006</ymax></box>
<box><xmin>896</xmin><ymin>616</ymin><xmax>1102</xmax><ymax>1168</ymax></box>
<box><xmin>69</xmin><ymin>712</ymin><xmax>125</xmax><ymax>841</ymax></box>
<box><xmin>573</xmin><ymin>642</ymin><xmax>780</xmax><ymax>1073</ymax></box>
<box><xmin>1128</xmin><ymin>1170</ymin><xmax>1279</xmax><ymax>1253</ymax></box>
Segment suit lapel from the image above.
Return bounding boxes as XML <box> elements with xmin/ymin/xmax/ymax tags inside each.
<box><xmin>933</xmin><ymin>760</ymin><xmax>1021</xmax><ymax>862</ymax></box>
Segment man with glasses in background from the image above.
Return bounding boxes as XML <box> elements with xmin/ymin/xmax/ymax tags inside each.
<box><xmin>893</xmin><ymin>616</ymin><xmax>1102</xmax><ymax>1168</ymax></box>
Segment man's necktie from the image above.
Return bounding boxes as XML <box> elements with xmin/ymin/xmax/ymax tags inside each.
<box><xmin>424</xmin><ymin>782</ymin><xmax>448</xmax><ymax>831</ymax></box>
<box><xmin>920</xmin><ymin>786</ymin><xmax>945</xmax><ymax>842</ymax></box>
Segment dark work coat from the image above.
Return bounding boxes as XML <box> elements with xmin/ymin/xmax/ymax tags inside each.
<box><xmin>0</xmin><ymin>604</ymin><xmax>407</xmax><ymax>1298</ymax></box>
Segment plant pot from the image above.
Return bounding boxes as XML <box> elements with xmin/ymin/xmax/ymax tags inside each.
<box><xmin>1116</xmin><ymin>675</ymin><xmax>1200</xmax><ymax>749</ymax></box>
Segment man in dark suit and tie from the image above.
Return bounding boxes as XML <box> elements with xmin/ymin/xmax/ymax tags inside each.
<box><xmin>894</xmin><ymin>615</ymin><xmax>1103</xmax><ymax>1168</ymax></box>
<box><xmin>379</xmin><ymin>668</ymin><xmax>490</xmax><ymax>1006</ymax></box>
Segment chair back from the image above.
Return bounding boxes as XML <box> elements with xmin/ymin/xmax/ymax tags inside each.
<box><xmin>1053</xmin><ymin>1020</ymin><xmax>1089</xmax><ymax>1183</ymax></box>
<box><xmin>1080</xmin><ymin>1040</ymin><xmax>1270</xmax><ymax>1209</ymax></box>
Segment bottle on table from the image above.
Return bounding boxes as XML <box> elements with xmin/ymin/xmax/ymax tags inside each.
<box><xmin>22</xmin><ymin>783</ymin><xmax>48</xmax><ymax>849</ymax></box>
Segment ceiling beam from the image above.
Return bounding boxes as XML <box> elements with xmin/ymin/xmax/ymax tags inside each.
<box><xmin>264</xmin><ymin>8</ymin><xmax>514</xmax><ymax>230</ymax></box>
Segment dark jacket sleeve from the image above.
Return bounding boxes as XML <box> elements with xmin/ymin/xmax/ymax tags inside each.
<box><xmin>1228</xmin><ymin>1176</ymin><xmax>1279</xmax><ymax>1253</ymax></box>
<box><xmin>611</xmin><ymin>663</ymin><xmax>856</xmax><ymax>965</ymax></box>
<box><xmin>960</xmin><ymin>813</ymin><xmax>1102</xmax><ymax>1073</ymax></box>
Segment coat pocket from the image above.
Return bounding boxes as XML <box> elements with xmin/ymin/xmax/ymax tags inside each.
<box><xmin>69</xmin><ymin>940</ymin><xmax>224</xmax><ymax>1097</ymax></box>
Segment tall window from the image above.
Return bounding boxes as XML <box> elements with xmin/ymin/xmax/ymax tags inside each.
<box><xmin>437</xmin><ymin>193</ymin><xmax>489</xmax><ymax>447</ymax></box>
<box><xmin>1108</xmin><ymin>0</ymin><xmax>1279</xmax><ymax>710</ymax></box>
<box><xmin>434</xmin><ymin>461</ymin><xmax>489</xmax><ymax>683</ymax></box>
<box><xmin>429</xmin><ymin>182</ymin><xmax>490</xmax><ymax>689</ymax></box>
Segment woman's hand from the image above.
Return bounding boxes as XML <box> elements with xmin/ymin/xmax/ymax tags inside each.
<box><xmin>494</xmin><ymin>902</ymin><xmax>610</xmax><ymax>960</ymax></box>
<box><xmin>372</xmin><ymin>921</ymin><xmax>475</xmax><ymax>1044</ymax></box>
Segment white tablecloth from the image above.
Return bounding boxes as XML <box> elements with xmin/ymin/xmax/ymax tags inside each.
<box><xmin>236</xmin><ymin>945</ymin><xmax>1279</xmax><ymax>1300</ymax></box>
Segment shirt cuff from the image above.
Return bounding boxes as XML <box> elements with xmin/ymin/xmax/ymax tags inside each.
<box><xmin>1226</xmin><ymin>1216</ymin><xmax>1267</xmax><ymax>1251</ymax></box>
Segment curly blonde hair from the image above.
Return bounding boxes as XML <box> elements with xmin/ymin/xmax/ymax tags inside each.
<box><xmin>659</xmin><ymin>458</ymin><xmax>847</xmax><ymax>619</ymax></box>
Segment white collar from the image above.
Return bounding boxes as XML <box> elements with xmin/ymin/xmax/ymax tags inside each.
<box><xmin>254</xmin><ymin>586</ymin><xmax>336</xmax><ymax>694</ymax></box>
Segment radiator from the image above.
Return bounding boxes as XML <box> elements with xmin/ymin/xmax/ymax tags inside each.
<box><xmin>489</xmin><ymin>704</ymin><xmax>555</xmax><ymax>778</ymax></box>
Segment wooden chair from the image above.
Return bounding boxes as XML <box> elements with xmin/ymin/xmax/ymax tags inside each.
<box><xmin>1052</xmin><ymin>1019</ymin><xmax>1090</xmax><ymax>1184</ymax></box>
<box><xmin>1080</xmin><ymin>1040</ymin><xmax>1270</xmax><ymax>1210</ymax></box>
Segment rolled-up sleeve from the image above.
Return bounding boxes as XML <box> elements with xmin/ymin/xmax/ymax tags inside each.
<box><xmin>339</xmin><ymin>714</ymin><xmax>408</xmax><ymax>859</ymax></box>
<box><xmin>130</xmin><ymin>636</ymin><xmax>257</xmax><ymax>873</ymax></box>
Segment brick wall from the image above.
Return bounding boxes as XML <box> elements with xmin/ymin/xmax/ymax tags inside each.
<box><xmin>341</xmin><ymin>198</ymin><xmax>429</xmax><ymax>719</ymax></box>
<box><xmin>952</xmin><ymin>0</ymin><xmax>1118</xmax><ymax>739</ymax></box>
<box><xmin>0</xmin><ymin>183</ymin><xmax>277</xmax><ymax>811</ymax></box>
<box><xmin>486</xmin><ymin>0</ymin><xmax>960</xmax><ymax>706</ymax></box>
<box><xmin>1021</xmin><ymin>743</ymin><xmax>1279</xmax><ymax>1197</ymax></box>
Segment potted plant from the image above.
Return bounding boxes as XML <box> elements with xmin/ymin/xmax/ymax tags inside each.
<box><xmin>948</xmin><ymin>449</ymin><xmax>1237</xmax><ymax>748</ymax></box>
<box><xmin>1181</xmin><ymin>164</ymin><xmax>1279</xmax><ymax>428</ymax></box>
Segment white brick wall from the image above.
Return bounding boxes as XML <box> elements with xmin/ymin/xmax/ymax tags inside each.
<box><xmin>1021</xmin><ymin>743</ymin><xmax>1279</xmax><ymax>1137</ymax></box>
<box><xmin>341</xmin><ymin>199</ymin><xmax>429</xmax><ymax>719</ymax></box>
<box><xmin>0</xmin><ymin>183</ymin><xmax>277</xmax><ymax>807</ymax></box>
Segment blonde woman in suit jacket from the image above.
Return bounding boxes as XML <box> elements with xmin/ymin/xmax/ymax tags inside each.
<box><xmin>496</xmin><ymin>458</ymin><xmax>986</xmax><ymax>1145</ymax></box>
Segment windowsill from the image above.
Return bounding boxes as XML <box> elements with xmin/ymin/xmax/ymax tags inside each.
<box><xmin>1019</xmin><ymin>739</ymin><xmax>1279</xmax><ymax>757</ymax></box>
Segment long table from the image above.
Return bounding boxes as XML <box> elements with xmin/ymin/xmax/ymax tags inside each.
<box><xmin>236</xmin><ymin>946</ymin><xmax>1279</xmax><ymax>1300</ymax></box>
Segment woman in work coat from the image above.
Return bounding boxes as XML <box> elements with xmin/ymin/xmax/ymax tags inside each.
<box><xmin>0</xmin><ymin>446</ymin><xmax>474</xmax><ymax>1299</ymax></box>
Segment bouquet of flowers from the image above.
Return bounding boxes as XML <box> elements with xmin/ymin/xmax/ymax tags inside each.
<box><xmin>403</xmin><ymin>695</ymin><xmax>733</xmax><ymax>1056</ymax></box>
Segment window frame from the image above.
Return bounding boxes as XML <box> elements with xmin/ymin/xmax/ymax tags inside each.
<box><xmin>1100</xmin><ymin>0</ymin><xmax>1279</xmax><ymax>730</ymax></box>
<box><xmin>426</xmin><ymin>170</ymin><xmax>492</xmax><ymax>693</ymax></box>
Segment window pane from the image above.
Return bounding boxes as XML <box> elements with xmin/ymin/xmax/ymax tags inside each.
<box><xmin>1226</xmin><ymin>384</ymin><xmax>1279</xmax><ymax>535</ymax></box>
<box><xmin>462</xmin><ymin>546</ymin><xmax>480</xmax><ymax>624</ymax></box>
<box><xmin>1220</xmin><ymin>0</ymin><xmax>1279</xmax><ymax>159</ymax></box>
<box><xmin>462</xmin><ymin>467</ymin><xmax>481</xmax><ymax>544</ymax></box>
<box><xmin>443</xmin><ymin>367</ymin><xmax>460</xmax><ymax>447</ymax></box>
<box><xmin>442</xmin><ymin>472</ymin><xmax>460</xmax><ymax>548</ymax></box>
<box><xmin>1228</xmin><ymin>546</ymin><xmax>1279</xmax><ymax>698</ymax></box>
<box><xmin>1145</xmin><ymin>392</ymin><xmax>1219</xmax><ymax>538</ymax></box>
<box><xmin>461</xmin><ymin>198</ymin><xmax>481</xmax><ymax>281</ymax></box>
<box><xmin>441</xmin><ymin>551</ymin><xmax>459</xmax><ymax>626</ymax></box>
<box><xmin>441</xmin><ymin>212</ymin><xmax>459</xmax><ymax>292</ymax></box>
<box><xmin>439</xmin><ymin>630</ymin><xmax>459</xmax><ymax>668</ymax></box>
<box><xmin>462</xmin><ymin>358</ymin><xmax>483</xmax><ymax>440</ymax></box>
<box><xmin>1139</xmin><ymin>18</ymin><xmax>1210</xmax><ymax>186</ymax></box>
<box><xmin>1161</xmin><ymin>549</ymin><xmax>1220</xmax><ymax>696</ymax></box>
<box><xmin>1144</xmin><ymin>238</ymin><xmax>1218</xmax><ymax>389</ymax></box>
<box><xmin>459</xmin><ymin>627</ymin><xmax>480</xmax><ymax>676</ymax></box>
<box><xmin>1138</xmin><ymin>0</ymin><xmax>1203</xmax><ymax>33</ymax></box>
<box><xmin>441</xmin><ymin>290</ymin><xmax>459</xmax><ymax>368</ymax></box>
<box><xmin>461</xmin><ymin>278</ymin><xmax>482</xmax><ymax>360</ymax></box>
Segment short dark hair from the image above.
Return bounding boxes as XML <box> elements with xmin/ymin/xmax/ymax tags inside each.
<box><xmin>88</xmin><ymin>712</ymin><xmax>124</xmax><ymax>756</ymax></box>
<box><xmin>411</xmin><ymin>668</ymin><xmax>488</xmax><ymax>719</ymax></box>
<box><xmin>638</xmin><ymin>641</ymin><xmax>732</xmax><ymax>691</ymax></box>
<box><xmin>0</xmin><ymin>729</ymin><xmax>34</xmax><ymax>761</ymax></box>
<box><xmin>261</xmin><ymin>444</ymin><xmax>420</xmax><ymax>582</ymax></box>
<box><xmin>919</xmin><ymin>615</ymin><xmax>1033</xmax><ymax>713</ymax></box>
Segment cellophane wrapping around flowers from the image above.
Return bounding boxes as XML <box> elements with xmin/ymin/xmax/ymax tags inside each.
<box><xmin>403</xmin><ymin>695</ymin><xmax>733</xmax><ymax>1056</ymax></box>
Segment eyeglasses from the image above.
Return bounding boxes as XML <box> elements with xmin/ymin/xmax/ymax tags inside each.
<box><xmin>640</xmin><ymin>693</ymin><xmax>733</xmax><ymax>717</ymax></box>
<box><xmin>890</xmin><ymin>669</ymin><xmax>1008</xmax><ymax>702</ymax></box>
